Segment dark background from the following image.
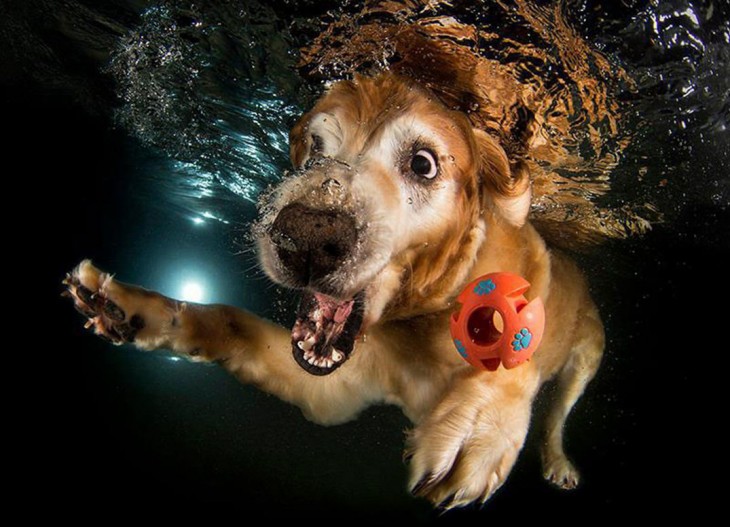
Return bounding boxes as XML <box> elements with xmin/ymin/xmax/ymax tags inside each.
<box><xmin>7</xmin><ymin>0</ymin><xmax>729</xmax><ymax>521</ymax></box>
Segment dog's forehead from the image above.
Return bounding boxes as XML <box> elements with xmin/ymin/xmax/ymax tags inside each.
<box><xmin>313</xmin><ymin>75</ymin><xmax>476</xmax><ymax>166</ymax></box>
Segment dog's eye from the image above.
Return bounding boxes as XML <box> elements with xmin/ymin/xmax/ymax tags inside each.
<box><xmin>311</xmin><ymin>134</ymin><xmax>324</xmax><ymax>156</ymax></box>
<box><xmin>410</xmin><ymin>150</ymin><xmax>438</xmax><ymax>180</ymax></box>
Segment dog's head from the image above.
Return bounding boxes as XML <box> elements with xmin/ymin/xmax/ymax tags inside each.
<box><xmin>256</xmin><ymin>73</ymin><xmax>530</xmax><ymax>375</ymax></box>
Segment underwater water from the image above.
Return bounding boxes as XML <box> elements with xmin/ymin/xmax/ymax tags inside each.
<box><xmin>6</xmin><ymin>0</ymin><xmax>728</xmax><ymax>520</ymax></box>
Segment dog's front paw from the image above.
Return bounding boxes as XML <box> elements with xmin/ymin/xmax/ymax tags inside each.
<box><xmin>405</xmin><ymin>381</ymin><xmax>530</xmax><ymax>510</ymax></box>
<box><xmin>63</xmin><ymin>260</ymin><xmax>147</xmax><ymax>344</ymax></box>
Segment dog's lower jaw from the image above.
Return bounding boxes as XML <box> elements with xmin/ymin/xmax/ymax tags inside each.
<box><xmin>290</xmin><ymin>290</ymin><xmax>365</xmax><ymax>376</ymax></box>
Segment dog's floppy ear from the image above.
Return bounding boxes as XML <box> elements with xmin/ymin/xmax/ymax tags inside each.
<box><xmin>472</xmin><ymin>128</ymin><xmax>531</xmax><ymax>227</ymax></box>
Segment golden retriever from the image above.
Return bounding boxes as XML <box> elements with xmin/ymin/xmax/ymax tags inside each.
<box><xmin>63</xmin><ymin>70</ymin><xmax>604</xmax><ymax>509</ymax></box>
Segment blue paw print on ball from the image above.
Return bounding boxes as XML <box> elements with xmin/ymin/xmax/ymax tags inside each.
<box><xmin>512</xmin><ymin>328</ymin><xmax>533</xmax><ymax>352</ymax></box>
<box><xmin>454</xmin><ymin>338</ymin><xmax>468</xmax><ymax>359</ymax></box>
<box><xmin>474</xmin><ymin>279</ymin><xmax>496</xmax><ymax>296</ymax></box>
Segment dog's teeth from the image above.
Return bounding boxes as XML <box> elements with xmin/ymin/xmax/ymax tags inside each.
<box><xmin>301</xmin><ymin>348</ymin><xmax>338</xmax><ymax>369</ymax></box>
<box><xmin>298</xmin><ymin>337</ymin><xmax>315</xmax><ymax>352</ymax></box>
<box><xmin>84</xmin><ymin>318</ymin><xmax>95</xmax><ymax>329</ymax></box>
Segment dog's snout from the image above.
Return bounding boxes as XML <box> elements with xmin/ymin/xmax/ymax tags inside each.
<box><xmin>270</xmin><ymin>203</ymin><xmax>357</xmax><ymax>285</ymax></box>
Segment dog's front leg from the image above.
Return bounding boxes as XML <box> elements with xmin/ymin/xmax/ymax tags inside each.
<box><xmin>63</xmin><ymin>259</ymin><xmax>368</xmax><ymax>424</ymax></box>
<box><xmin>406</xmin><ymin>366</ymin><xmax>541</xmax><ymax>509</ymax></box>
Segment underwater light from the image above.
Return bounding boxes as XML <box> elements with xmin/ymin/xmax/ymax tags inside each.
<box><xmin>191</xmin><ymin>217</ymin><xmax>205</xmax><ymax>225</ymax></box>
<box><xmin>180</xmin><ymin>281</ymin><xmax>205</xmax><ymax>303</ymax></box>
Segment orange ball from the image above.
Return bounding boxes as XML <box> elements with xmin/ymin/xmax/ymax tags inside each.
<box><xmin>450</xmin><ymin>272</ymin><xmax>545</xmax><ymax>371</ymax></box>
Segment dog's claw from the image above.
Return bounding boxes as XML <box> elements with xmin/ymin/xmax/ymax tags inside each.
<box><xmin>411</xmin><ymin>472</ymin><xmax>438</xmax><ymax>497</ymax></box>
<box><xmin>437</xmin><ymin>493</ymin><xmax>457</xmax><ymax>511</ymax></box>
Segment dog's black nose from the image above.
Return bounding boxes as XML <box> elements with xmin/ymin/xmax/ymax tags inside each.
<box><xmin>270</xmin><ymin>203</ymin><xmax>357</xmax><ymax>285</ymax></box>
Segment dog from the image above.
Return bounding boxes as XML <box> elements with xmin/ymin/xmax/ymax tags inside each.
<box><xmin>63</xmin><ymin>68</ymin><xmax>604</xmax><ymax>508</ymax></box>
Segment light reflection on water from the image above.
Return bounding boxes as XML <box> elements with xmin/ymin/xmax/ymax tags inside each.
<box><xmin>107</xmin><ymin>0</ymin><xmax>305</xmax><ymax>220</ymax></box>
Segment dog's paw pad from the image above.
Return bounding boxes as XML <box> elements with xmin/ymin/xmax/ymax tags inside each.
<box><xmin>62</xmin><ymin>261</ymin><xmax>142</xmax><ymax>344</ymax></box>
<box><xmin>102</xmin><ymin>300</ymin><xmax>126</xmax><ymax>321</ymax></box>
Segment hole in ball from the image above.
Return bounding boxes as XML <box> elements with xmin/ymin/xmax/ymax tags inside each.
<box><xmin>467</xmin><ymin>307</ymin><xmax>504</xmax><ymax>345</ymax></box>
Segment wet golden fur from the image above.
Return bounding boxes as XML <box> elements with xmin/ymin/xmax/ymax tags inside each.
<box><xmin>64</xmin><ymin>72</ymin><xmax>604</xmax><ymax>509</ymax></box>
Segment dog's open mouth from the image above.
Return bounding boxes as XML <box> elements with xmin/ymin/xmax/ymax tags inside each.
<box><xmin>291</xmin><ymin>291</ymin><xmax>365</xmax><ymax>375</ymax></box>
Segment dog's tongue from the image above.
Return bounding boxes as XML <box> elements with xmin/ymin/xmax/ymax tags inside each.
<box><xmin>314</xmin><ymin>292</ymin><xmax>354</xmax><ymax>324</ymax></box>
<box><xmin>291</xmin><ymin>291</ymin><xmax>356</xmax><ymax>360</ymax></box>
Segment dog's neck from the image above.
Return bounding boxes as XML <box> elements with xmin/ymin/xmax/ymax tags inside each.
<box><xmin>370</xmin><ymin>208</ymin><xmax>549</xmax><ymax>325</ymax></box>
<box><xmin>471</xmin><ymin>213</ymin><xmax>551</xmax><ymax>302</ymax></box>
